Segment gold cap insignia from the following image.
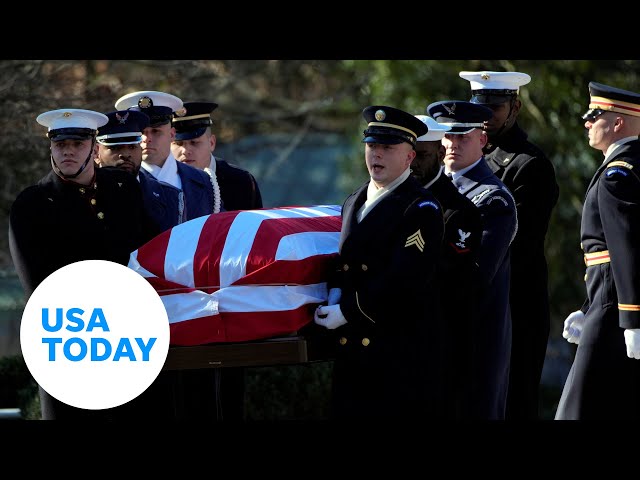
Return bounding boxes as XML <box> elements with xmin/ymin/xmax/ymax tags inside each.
<box><xmin>375</xmin><ymin>109</ymin><xmax>386</xmax><ymax>121</ymax></box>
<box><xmin>138</xmin><ymin>96</ymin><xmax>153</xmax><ymax>109</ymax></box>
<box><xmin>481</xmin><ymin>73</ymin><xmax>490</xmax><ymax>80</ymax></box>
<box><xmin>174</xmin><ymin>107</ymin><xmax>187</xmax><ymax>117</ymax></box>
<box><xmin>63</xmin><ymin>112</ymin><xmax>72</xmax><ymax>117</ymax></box>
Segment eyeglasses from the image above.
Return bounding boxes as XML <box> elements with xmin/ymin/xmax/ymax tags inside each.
<box><xmin>582</xmin><ymin>108</ymin><xmax>606</xmax><ymax>123</ymax></box>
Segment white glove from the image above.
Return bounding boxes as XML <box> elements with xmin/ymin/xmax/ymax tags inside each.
<box><xmin>314</xmin><ymin>304</ymin><xmax>347</xmax><ymax>330</ymax></box>
<box><xmin>562</xmin><ymin>310</ymin><xmax>586</xmax><ymax>345</ymax></box>
<box><xmin>327</xmin><ymin>288</ymin><xmax>342</xmax><ymax>306</ymax></box>
<box><xmin>624</xmin><ymin>329</ymin><xmax>640</xmax><ymax>359</ymax></box>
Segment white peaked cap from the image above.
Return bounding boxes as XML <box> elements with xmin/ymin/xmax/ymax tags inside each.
<box><xmin>459</xmin><ymin>71</ymin><xmax>531</xmax><ymax>92</ymax></box>
<box><xmin>115</xmin><ymin>90</ymin><xmax>183</xmax><ymax>111</ymax></box>
<box><xmin>36</xmin><ymin>108</ymin><xmax>108</xmax><ymax>132</ymax></box>
<box><xmin>415</xmin><ymin>115</ymin><xmax>451</xmax><ymax>141</ymax></box>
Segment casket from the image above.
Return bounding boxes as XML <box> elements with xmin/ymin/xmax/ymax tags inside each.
<box><xmin>128</xmin><ymin>205</ymin><xmax>342</xmax><ymax>346</ymax></box>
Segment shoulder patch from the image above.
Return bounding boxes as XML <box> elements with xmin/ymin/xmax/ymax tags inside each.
<box><xmin>605</xmin><ymin>167</ymin><xmax>629</xmax><ymax>177</ymax></box>
<box><xmin>418</xmin><ymin>200</ymin><xmax>440</xmax><ymax>210</ymax></box>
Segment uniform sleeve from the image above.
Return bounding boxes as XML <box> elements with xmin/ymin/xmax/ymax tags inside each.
<box><xmin>476</xmin><ymin>188</ymin><xmax>517</xmax><ymax>287</ymax></box>
<box><xmin>598</xmin><ymin>163</ymin><xmax>640</xmax><ymax>328</ymax></box>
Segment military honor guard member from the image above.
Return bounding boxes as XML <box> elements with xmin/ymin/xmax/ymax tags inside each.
<box><xmin>96</xmin><ymin>109</ymin><xmax>175</xmax><ymax>239</ymax></box>
<box><xmin>427</xmin><ymin>100</ymin><xmax>518</xmax><ymax>420</ymax></box>
<box><xmin>9</xmin><ymin>108</ymin><xmax>150</xmax><ymax>420</ymax></box>
<box><xmin>459</xmin><ymin>70</ymin><xmax>559</xmax><ymax>420</ymax></box>
<box><xmin>171</xmin><ymin>101</ymin><xmax>263</xmax><ymax>211</ymax></box>
<box><xmin>556</xmin><ymin>82</ymin><xmax>640</xmax><ymax>420</ymax></box>
<box><xmin>411</xmin><ymin>114</ymin><xmax>483</xmax><ymax>419</ymax></box>
<box><xmin>114</xmin><ymin>90</ymin><xmax>215</xmax><ymax>223</ymax></box>
<box><xmin>314</xmin><ymin>105</ymin><xmax>445</xmax><ymax>420</ymax></box>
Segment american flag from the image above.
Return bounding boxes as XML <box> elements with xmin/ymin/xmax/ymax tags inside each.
<box><xmin>128</xmin><ymin>205</ymin><xmax>342</xmax><ymax>346</ymax></box>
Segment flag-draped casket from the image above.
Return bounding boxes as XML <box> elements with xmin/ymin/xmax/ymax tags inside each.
<box><xmin>128</xmin><ymin>205</ymin><xmax>342</xmax><ymax>346</ymax></box>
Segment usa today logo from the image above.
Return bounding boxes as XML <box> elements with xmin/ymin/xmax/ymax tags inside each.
<box><xmin>20</xmin><ymin>260</ymin><xmax>170</xmax><ymax>411</ymax></box>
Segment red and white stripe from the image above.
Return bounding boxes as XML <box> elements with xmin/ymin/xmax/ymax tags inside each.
<box><xmin>128</xmin><ymin>205</ymin><xmax>342</xmax><ymax>345</ymax></box>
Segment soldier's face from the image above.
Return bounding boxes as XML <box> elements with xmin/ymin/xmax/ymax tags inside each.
<box><xmin>50</xmin><ymin>138</ymin><xmax>96</xmax><ymax>178</ymax></box>
<box><xmin>171</xmin><ymin>131</ymin><xmax>216</xmax><ymax>171</ymax></box>
<box><xmin>96</xmin><ymin>143</ymin><xmax>143</xmax><ymax>175</ymax></box>
<box><xmin>411</xmin><ymin>141</ymin><xmax>444</xmax><ymax>185</ymax></box>
<box><xmin>585</xmin><ymin>111</ymin><xmax>617</xmax><ymax>153</ymax></box>
<box><xmin>441</xmin><ymin>129</ymin><xmax>487</xmax><ymax>172</ymax></box>
<box><xmin>140</xmin><ymin>123</ymin><xmax>174</xmax><ymax>167</ymax></box>
<box><xmin>365</xmin><ymin>142</ymin><xmax>415</xmax><ymax>188</ymax></box>
<box><xmin>481</xmin><ymin>98</ymin><xmax>519</xmax><ymax>137</ymax></box>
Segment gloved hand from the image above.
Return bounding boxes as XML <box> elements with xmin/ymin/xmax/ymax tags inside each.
<box><xmin>624</xmin><ymin>329</ymin><xmax>640</xmax><ymax>359</ymax></box>
<box><xmin>327</xmin><ymin>288</ymin><xmax>342</xmax><ymax>306</ymax></box>
<box><xmin>314</xmin><ymin>304</ymin><xmax>347</xmax><ymax>330</ymax></box>
<box><xmin>562</xmin><ymin>310</ymin><xmax>585</xmax><ymax>345</ymax></box>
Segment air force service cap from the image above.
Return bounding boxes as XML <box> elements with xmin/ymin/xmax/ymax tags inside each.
<box><xmin>427</xmin><ymin>100</ymin><xmax>493</xmax><ymax>134</ymax></box>
<box><xmin>96</xmin><ymin>110</ymin><xmax>150</xmax><ymax>146</ymax></box>
<box><xmin>37</xmin><ymin>108</ymin><xmax>109</xmax><ymax>141</ymax></box>
<box><xmin>415</xmin><ymin>115</ymin><xmax>451</xmax><ymax>142</ymax></box>
<box><xmin>172</xmin><ymin>101</ymin><xmax>219</xmax><ymax>141</ymax></box>
<box><xmin>459</xmin><ymin>71</ymin><xmax>531</xmax><ymax>105</ymax></box>
<box><xmin>362</xmin><ymin>105</ymin><xmax>428</xmax><ymax>147</ymax></box>
<box><xmin>114</xmin><ymin>90</ymin><xmax>183</xmax><ymax>127</ymax></box>
<box><xmin>583</xmin><ymin>81</ymin><xmax>640</xmax><ymax>121</ymax></box>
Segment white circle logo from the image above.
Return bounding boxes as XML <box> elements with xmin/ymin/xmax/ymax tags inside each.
<box><xmin>20</xmin><ymin>260</ymin><xmax>170</xmax><ymax>410</ymax></box>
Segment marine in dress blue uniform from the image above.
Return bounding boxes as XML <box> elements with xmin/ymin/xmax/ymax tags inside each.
<box><xmin>172</xmin><ymin>101</ymin><xmax>263</xmax><ymax>211</ymax></box>
<box><xmin>9</xmin><ymin>108</ymin><xmax>150</xmax><ymax>420</ymax></box>
<box><xmin>428</xmin><ymin>100</ymin><xmax>518</xmax><ymax>419</ymax></box>
<box><xmin>315</xmin><ymin>105</ymin><xmax>445</xmax><ymax>420</ymax></box>
<box><xmin>556</xmin><ymin>82</ymin><xmax>640</xmax><ymax>420</ymax></box>
<box><xmin>460</xmin><ymin>71</ymin><xmax>560</xmax><ymax>420</ymax></box>
<box><xmin>412</xmin><ymin>115</ymin><xmax>483</xmax><ymax>419</ymax></box>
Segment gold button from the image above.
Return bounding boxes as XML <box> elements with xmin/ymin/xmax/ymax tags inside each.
<box><xmin>343</xmin><ymin>264</ymin><xmax>349</xmax><ymax>271</ymax></box>
<box><xmin>361</xmin><ymin>264</ymin><xmax>368</xmax><ymax>271</ymax></box>
<box><xmin>79</xmin><ymin>187</ymin><xmax>85</xmax><ymax>194</ymax></box>
<box><xmin>361</xmin><ymin>338</ymin><xmax>370</xmax><ymax>347</ymax></box>
<box><xmin>97</xmin><ymin>212</ymin><xmax>105</xmax><ymax>220</ymax></box>
<box><xmin>584</xmin><ymin>273</ymin><xmax>588</xmax><ymax>282</ymax></box>
<box><xmin>90</xmin><ymin>199</ymin><xmax>96</xmax><ymax>205</ymax></box>
<box><xmin>339</xmin><ymin>337</ymin><xmax>347</xmax><ymax>346</ymax></box>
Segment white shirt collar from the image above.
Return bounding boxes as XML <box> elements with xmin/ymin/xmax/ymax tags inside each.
<box><xmin>142</xmin><ymin>153</ymin><xmax>182</xmax><ymax>190</ymax></box>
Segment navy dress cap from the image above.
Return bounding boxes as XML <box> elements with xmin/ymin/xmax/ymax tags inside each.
<box><xmin>362</xmin><ymin>105</ymin><xmax>428</xmax><ymax>147</ymax></box>
<box><xmin>460</xmin><ymin>71</ymin><xmax>531</xmax><ymax>105</ymax></box>
<box><xmin>172</xmin><ymin>101</ymin><xmax>219</xmax><ymax>141</ymax></box>
<box><xmin>97</xmin><ymin>110</ymin><xmax>150</xmax><ymax>146</ymax></box>
<box><xmin>585</xmin><ymin>81</ymin><xmax>640</xmax><ymax>118</ymax></box>
<box><xmin>114</xmin><ymin>90</ymin><xmax>183</xmax><ymax>127</ymax></box>
<box><xmin>36</xmin><ymin>108</ymin><xmax>109</xmax><ymax>141</ymax></box>
<box><xmin>426</xmin><ymin>100</ymin><xmax>493</xmax><ymax>134</ymax></box>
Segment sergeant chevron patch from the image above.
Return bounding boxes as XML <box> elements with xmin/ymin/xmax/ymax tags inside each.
<box><xmin>405</xmin><ymin>230</ymin><xmax>425</xmax><ymax>252</ymax></box>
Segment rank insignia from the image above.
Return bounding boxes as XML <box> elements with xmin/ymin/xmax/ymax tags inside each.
<box><xmin>405</xmin><ymin>230</ymin><xmax>425</xmax><ymax>252</ymax></box>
